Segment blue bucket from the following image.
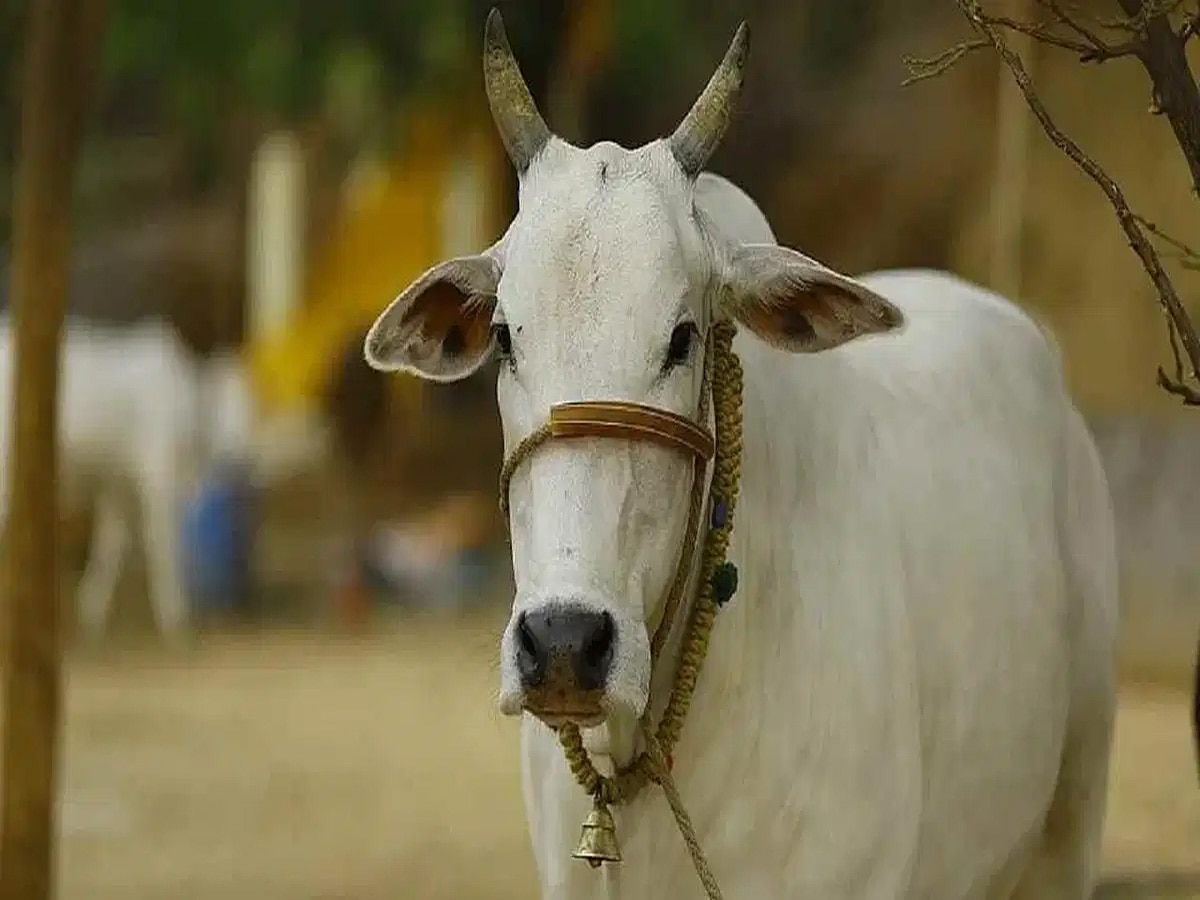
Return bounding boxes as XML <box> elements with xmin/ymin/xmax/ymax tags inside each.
<box><xmin>181</xmin><ymin>469</ymin><xmax>256</xmax><ymax>613</ymax></box>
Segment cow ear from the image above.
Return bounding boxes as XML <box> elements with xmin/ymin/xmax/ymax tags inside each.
<box><xmin>719</xmin><ymin>243</ymin><xmax>904</xmax><ymax>352</ymax></box>
<box><xmin>364</xmin><ymin>254</ymin><xmax>502</xmax><ymax>382</ymax></box>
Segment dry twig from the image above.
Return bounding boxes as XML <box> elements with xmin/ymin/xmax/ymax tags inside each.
<box><xmin>1032</xmin><ymin>0</ymin><xmax>1146</xmax><ymax>60</ymax></box>
<box><xmin>903</xmin><ymin>39</ymin><xmax>990</xmax><ymax>85</ymax></box>
<box><xmin>959</xmin><ymin>0</ymin><xmax>1200</xmax><ymax>403</ymax></box>
<box><xmin>903</xmin><ymin>0</ymin><xmax>1146</xmax><ymax>81</ymax></box>
<box><xmin>1158</xmin><ymin>311</ymin><xmax>1198</xmax><ymax>402</ymax></box>
<box><xmin>1097</xmin><ymin>0</ymin><xmax>1188</xmax><ymax>31</ymax></box>
<box><xmin>907</xmin><ymin>1</ymin><xmax>1200</xmax><ymax>192</ymax></box>
<box><xmin>1135</xmin><ymin>214</ymin><xmax>1200</xmax><ymax>270</ymax></box>
<box><xmin>905</xmin><ymin>0</ymin><xmax>1200</xmax><ymax>406</ymax></box>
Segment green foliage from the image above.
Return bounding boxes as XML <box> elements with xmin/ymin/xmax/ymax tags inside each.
<box><xmin>612</xmin><ymin>0</ymin><xmax>694</xmax><ymax>84</ymax></box>
<box><xmin>604</xmin><ymin>0</ymin><xmax>882</xmax><ymax>100</ymax></box>
<box><xmin>2</xmin><ymin>0</ymin><xmax>889</xmax><ymax>207</ymax></box>
<box><xmin>98</xmin><ymin>0</ymin><xmax>479</xmax><ymax>142</ymax></box>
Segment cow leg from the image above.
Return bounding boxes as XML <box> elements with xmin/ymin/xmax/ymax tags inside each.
<box><xmin>139</xmin><ymin>468</ymin><xmax>191</xmax><ymax>640</ymax></box>
<box><xmin>1006</xmin><ymin>711</ymin><xmax>1112</xmax><ymax>900</ymax></box>
<box><xmin>1005</xmin><ymin>606</ymin><xmax>1115</xmax><ymax>900</ymax></box>
<box><xmin>76</xmin><ymin>483</ymin><xmax>129</xmax><ymax>639</ymax></box>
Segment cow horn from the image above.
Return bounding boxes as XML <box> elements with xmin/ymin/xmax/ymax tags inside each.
<box><xmin>668</xmin><ymin>22</ymin><xmax>750</xmax><ymax>178</ymax></box>
<box><xmin>483</xmin><ymin>8</ymin><xmax>551</xmax><ymax>173</ymax></box>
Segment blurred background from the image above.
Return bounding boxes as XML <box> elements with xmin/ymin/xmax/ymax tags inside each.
<box><xmin>1</xmin><ymin>0</ymin><xmax>1198</xmax><ymax>897</ymax></box>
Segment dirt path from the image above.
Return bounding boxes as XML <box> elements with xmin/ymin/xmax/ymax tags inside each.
<box><xmin>39</xmin><ymin>612</ymin><xmax>1200</xmax><ymax>899</ymax></box>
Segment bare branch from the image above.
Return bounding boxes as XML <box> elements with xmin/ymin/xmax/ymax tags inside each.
<box><xmin>1035</xmin><ymin>0</ymin><xmax>1109</xmax><ymax>48</ymax></box>
<box><xmin>1157</xmin><ymin>312</ymin><xmax>1200</xmax><ymax>404</ymax></box>
<box><xmin>902</xmin><ymin>0</ymin><xmax>1143</xmax><ymax>85</ymax></box>
<box><xmin>985</xmin><ymin>12</ymin><xmax>1108</xmax><ymax>55</ymax></box>
<box><xmin>1135</xmin><ymin>214</ymin><xmax>1200</xmax><ymax>268</ymax></box>
<box><xmin>1156</xmin><ymin>369</ymin><xmax>1200</xmax><ymax>403</ymax></box>
<box><xmin>903</xmin><ymin>40</ymin><xmax>989</xmax><ymax>85</ymax></box>
<box><xmin>1098</xmin><ymin>0</ymin><xmax>1188</xmax><ymax>31</ymax></box>
<box><xmin>951</xmin><ymin>0</ymin><xmax>1200</xmax><ymax>405</ymax></box>
<box><xmin>903</xmin><ymin>1</ymin><xmax>1200</xmax><ymax>402</ymax></box>
<box><xmin>1033</xmin><ymin>0</ymin><xmax>1146</xmax><ymax>60</ymax></box>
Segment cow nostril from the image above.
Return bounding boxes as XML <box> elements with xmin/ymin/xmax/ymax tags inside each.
<box><xmin>579</xmin><ymin>612</ymin><xmax>615</xmax><ymax>689</ymax></box>
<box><xmin>517</xmin><ymin>612</ymin><xmax>538</xmax><ymax>658</ymax></box>
<box><xmin>515</xmin><ymin>611</ymin><xmax>546</xmax><ymax>686</ymax></box>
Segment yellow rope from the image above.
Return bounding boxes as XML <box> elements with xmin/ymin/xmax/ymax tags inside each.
<box><xmin>497</xmin><ymin>320</ymin><xmax>745</xmax><ymax>899</ymax></box>
<box><xmin>498</xmin><ymin>423</ymin><xmax>552</xmax><ymax>522</ymax></box>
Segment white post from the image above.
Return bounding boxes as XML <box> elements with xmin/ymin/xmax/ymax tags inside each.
<box><xmin>247</xmin><ymin>131</ymin><xmax>306</xmax><ymax>343</ymax></box>
<box><xmin>439</xmin><ymin>144</ymin><xmax>489</xmax><ymax>260</ymax></box>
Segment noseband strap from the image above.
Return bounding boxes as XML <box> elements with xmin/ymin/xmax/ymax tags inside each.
<box><xmin>497</xmin><ymin>348</ymin><xmax>716</xmax><ymax>525</ymax></box>
<box><xmin>549</xmin><ymin>401</ymin><xmax>715</xmax><ymax>462</ymax></box>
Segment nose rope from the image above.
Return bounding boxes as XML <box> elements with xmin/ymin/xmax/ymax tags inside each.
<box><xmin>496</xmin><ymin>320</ymin><xmax>744</xmax><ymax>900</ymax></box>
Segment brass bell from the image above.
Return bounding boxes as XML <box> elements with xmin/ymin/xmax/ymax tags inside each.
<box><xmin>572</xmin><ymin>797</ymin><xmax>622</xmax><ymax>868</ymax></box>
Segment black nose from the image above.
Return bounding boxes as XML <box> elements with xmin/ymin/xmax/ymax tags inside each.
<box><xmin>515</xmin><ymin>606</ymin><xmax>616</xmax><ymax>692</ymax></box>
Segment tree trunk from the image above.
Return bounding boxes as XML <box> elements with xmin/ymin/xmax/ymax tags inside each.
<box><xmin>1117</xmin><ymin>0</ymin><xmax>1200</xmax><ymax>195</ymax></box>
<box><xmin>0</xmin><ymin>1</ymin><xmax>107</xmax><ymax>897</ymax></box>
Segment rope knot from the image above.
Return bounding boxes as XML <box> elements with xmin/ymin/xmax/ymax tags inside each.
<box><xmin>596</xmin><ymin>776</ymin><xmax>618</xmax><ymax>807</ymax></box>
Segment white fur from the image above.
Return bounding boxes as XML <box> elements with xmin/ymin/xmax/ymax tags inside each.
<box><xmin>0</xmin><ymin>317</ymin><xmax>328</xmax><ymax>640</ymax></box>
<box><xmin>365</xmin><ymin>143</ymin><xmax>1119</xmax><ymax>897</ymax></box>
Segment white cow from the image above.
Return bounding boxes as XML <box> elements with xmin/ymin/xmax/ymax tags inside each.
<box><xmin>365</xmin><ymin>12</ymin><xmax>1119</xmax><ymax>900</ymax></box>
<box><xmin>0</xmin><ymin>316</ymin><xmax>327</xmax><ymax>640</ymax></box>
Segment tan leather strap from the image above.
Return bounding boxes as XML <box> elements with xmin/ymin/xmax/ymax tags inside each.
<box><xmin>498</xmin><ymin>391</ymin><xmax>715</xmax><ymax>525</ymax></box>
<box><xmin>548</xmin><ymin>401</ymin><xmax>715</xmax><ymax>462</ymax></box>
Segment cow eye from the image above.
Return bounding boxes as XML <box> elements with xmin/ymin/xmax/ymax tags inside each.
<box><xmin>491</xmin><ymin>322</ymin><xmax>513</xmax><ymax>358</ymax></box>
<box><xmin>663</xmin><ymin>322</ymin><xmax>698</xmax><ymax>371</ymax></box>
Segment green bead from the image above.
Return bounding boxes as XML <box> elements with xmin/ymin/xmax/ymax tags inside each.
<box><xmin>711</xmin><ymin>562</ymin><xmax>739</xmax><ymax>608</ymax></box>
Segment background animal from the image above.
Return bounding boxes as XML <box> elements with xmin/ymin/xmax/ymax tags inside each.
<box><xmin>0</xmin><ymin>316</ymin><xmax>327</xmax><ymax>639</ymax></box>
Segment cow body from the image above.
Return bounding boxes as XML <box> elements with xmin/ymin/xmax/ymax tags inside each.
<box><xmin>517</xmin><ymin>175</ymin><xmax>1118</xmax><ymax>899</ymax></box>
<box><xmin>364</xmin><ymin>14</ymin><xmax>1118</xmax><ymax>899</ymax></box>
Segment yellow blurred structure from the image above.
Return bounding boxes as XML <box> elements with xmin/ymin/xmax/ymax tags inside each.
<box><xmin>242</xmin><ymin>1</ymin><xmax>612</xmax><ymax>423</ymax></box>
<box><xmin>246</xmin><ymin>104</ymin><xmax>509</xmax><ymax>420</ymax></box>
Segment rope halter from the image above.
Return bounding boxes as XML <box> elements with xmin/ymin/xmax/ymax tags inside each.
<box><xmin>495</xmin><ymin>321</ymin><xmax>746</xmax><ymax>900</ymax></box>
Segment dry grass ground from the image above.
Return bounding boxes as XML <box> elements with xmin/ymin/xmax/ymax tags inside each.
<box><xmin>36</xmin><ymin>602</ymin><xmax>1198</xmax><ymax>900</ymax></box>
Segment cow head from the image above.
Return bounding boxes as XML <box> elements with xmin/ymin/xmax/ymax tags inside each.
<box><xmin>364</xmin><ymin>10</ymin><xmax>904</xmax><ymax>728</ymax></box>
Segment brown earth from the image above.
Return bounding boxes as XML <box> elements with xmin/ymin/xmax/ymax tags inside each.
<box><xmin>37</xmin><ymin>605</ymin><xmax>1199</xmax><ymax>900</ymax></box>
